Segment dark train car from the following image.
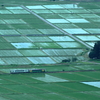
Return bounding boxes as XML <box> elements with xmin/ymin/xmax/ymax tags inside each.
<box><xmin>28</xmin><ymin>69</ymin><xmax>45</xmax><ymax>73</ymax></box>
<box><xmin>10</xmin><ymin>69</ymin><xmax>45</xmax><ymax>74</ymax></box>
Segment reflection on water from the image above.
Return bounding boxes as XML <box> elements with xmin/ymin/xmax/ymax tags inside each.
<box><xmin>82</xmin><ymin>81</ymin><xmax>100</xmax><ymax>88</ymax></box>
<box><xmin>32</xmin><ymin>74</ymin><xmax>68</xmax><ymax>82</ymax></box>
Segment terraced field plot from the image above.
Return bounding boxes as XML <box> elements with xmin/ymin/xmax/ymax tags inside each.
<box><xmin>0</xmin><ymin>3</ymin><xmax>99</xmax><ymax>65</ymax></box>
<box><xmin>0</xmin><ymin>4</ymin><xmax>90</xmax><ymax>65</ymax></box>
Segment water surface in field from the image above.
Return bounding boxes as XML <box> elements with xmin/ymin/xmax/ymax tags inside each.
<box><xmin>82</xmin><ymin>81</ymin><xmax>100</xmax><ymax>88</ymax></box>
<box><xmin>33</xmin><ymin>74</ymin><xmax>68</xmax><ymax>82</ymax></box>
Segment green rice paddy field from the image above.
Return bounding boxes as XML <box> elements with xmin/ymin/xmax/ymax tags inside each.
<box><xmin>0</xmin><ymin>0</ymin><xmax>100</xmax><ymax>100</ymax></box>
<box><xmin>0</xmin><ymin>62</ymin><xmax>100</xmax><ymax>100</ymax></box>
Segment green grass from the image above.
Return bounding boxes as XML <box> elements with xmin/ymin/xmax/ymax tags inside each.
<box><xmin>0</xmin><ymin>25</ymin><xmax>10</xmax><ymax>29</ymax></box>
<box><xmin>75</xmin><ymin>23</ymin><xmax>100</xmax><ymax>28</ymax></box>
<box><xmin>34</xmin><ymin>42</ymin><xmax>62</xmax><ymax>48</ymax></box>
<box><xmin>64</xmin><ymin>92</ymin><xmax>100</xmax><ymax>100</ymax></box>
<box><xmin>39</xmin><ymin>13</ymin><xmax>62</xmax><ymax>19</ymax></box>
